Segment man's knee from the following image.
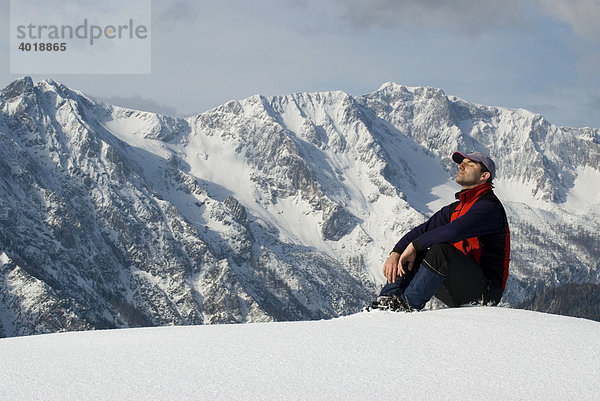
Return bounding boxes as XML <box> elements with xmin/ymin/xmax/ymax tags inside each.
<box><xmin>423</xmin><ymin>244</ymin><xmax>488</xmax><ymax>307</ymax></box>
<box><xmin>422</xmin><ymin>243</ymin><xmax>457</xmax><ymax>277</ymax></box>
<box><xmin>425</xmin><ymin>243</ymin><xmax>456</xmax><ymax>258</ymax></box>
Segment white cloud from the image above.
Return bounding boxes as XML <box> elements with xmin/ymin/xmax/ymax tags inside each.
<box><xmin>534</xmin><ymin>0</ymin><xmax>600</xmax><ymax>41</ymax></box>
<box><xmin>331</xmin><ymin>0</ymin><xmax>600</xmax><ymax>44</ymax></box>
<box><xmin>153</xmin><ymin>0</ymin><xmax>201</xmax><ymax>31</ymax></box>
<box><xmin>333</xmin><ymin>0</ymin><xmax>531</xmax><ymax>35</ymax></box>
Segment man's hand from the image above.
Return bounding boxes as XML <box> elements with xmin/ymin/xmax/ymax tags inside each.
<box><xmin>383</xmin><ymin>252</ymin><xmax>401</xmax><ymax>283</ymax></box>
<box><xmin>383</xmin><ymin>243</ymin><xmax>417</xmax><ymax>283</ymax></box>
<box><xmin>399</xmin><ymin>242</ymin><xmax>417</xmax><ymax>275</ymax></box>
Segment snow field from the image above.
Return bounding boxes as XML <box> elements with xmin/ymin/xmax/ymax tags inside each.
<box><xmin>1</xmin><ymin>307</ymin><xmax>599</xmax><ymax>400</ymax></box>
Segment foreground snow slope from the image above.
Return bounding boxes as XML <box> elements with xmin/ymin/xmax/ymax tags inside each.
<box><xmin>1</xmin><ymin>307</ymin><xmax>598</xmax><ymax>400</ymax></box>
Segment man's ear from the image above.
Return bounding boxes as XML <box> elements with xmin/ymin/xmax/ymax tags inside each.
<box><xmin>480</xmin><ymin>171</ymin><xmax>491</xmax><ymax>183</ymax></box>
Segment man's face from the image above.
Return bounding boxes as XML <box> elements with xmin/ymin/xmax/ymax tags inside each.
<box><xmin>455</xmin><ymin>158</ymin><xmax>488</xmax><ymax>189</ymax></box>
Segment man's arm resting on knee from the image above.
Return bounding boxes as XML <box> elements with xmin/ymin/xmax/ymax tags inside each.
<box><xmin>383</xmin><ymin>242</ymin><xmax>417</xmax><ymax>283</ymax></box>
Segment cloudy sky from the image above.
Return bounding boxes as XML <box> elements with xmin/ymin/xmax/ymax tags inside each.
<box><xmin>2</xmin><ymin>0</ymin><xmax>599</xmax><ymax>128</ymax></box>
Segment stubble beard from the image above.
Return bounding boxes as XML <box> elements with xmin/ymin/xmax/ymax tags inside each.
<box><xmin>455</xmin><ymin>171</ymin><xmax>480</xmax><ymax>188</ymax></box>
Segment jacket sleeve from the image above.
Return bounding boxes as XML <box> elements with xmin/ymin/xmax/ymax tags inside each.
<box><xmin>411</xmin><ymin>199</ymin><xmax>505</xmax><ymax>252</ymax></box>
<box><xmin>391</xmin><ymin>204</ymin><xmax>453</xmax><ymax>254</ymax></box>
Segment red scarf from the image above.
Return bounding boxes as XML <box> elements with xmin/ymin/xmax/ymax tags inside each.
<box><xmin>450</xmin><ymin>182</ymin><xmax>493</xmax><ymax>264</ymax></box>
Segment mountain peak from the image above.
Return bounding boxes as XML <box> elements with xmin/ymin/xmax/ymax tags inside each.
<box><xmin>376</xmin><ymin>81</ymin><xmax>415</xmax><ymax>92</ymax></box>
<box><xmin>1</xmin><ymin>76</ymin><xmax>34</xmax><ymax>100</ymax></box>
<box><xmin>376</xmin><ymin>81</ymin><xmax>446</xmax><ymax>96</ymax></box>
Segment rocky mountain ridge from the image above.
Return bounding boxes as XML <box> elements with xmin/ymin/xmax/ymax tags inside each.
<box><xmin>0</xmin><ymin>77</ymin><xmax>598</xmax><ymax>337</ymax></box>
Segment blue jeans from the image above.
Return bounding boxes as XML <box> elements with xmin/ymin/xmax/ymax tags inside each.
<box><xmin>379</xmin><ymin>243</ymin><xmax>492</xmax><ymax>309</ymax></box>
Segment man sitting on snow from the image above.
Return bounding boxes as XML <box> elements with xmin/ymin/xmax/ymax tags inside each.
<box><xmin>369</xmin><ymin>151</ymin><xmax>510</xmax><ymax>311</ymax></box>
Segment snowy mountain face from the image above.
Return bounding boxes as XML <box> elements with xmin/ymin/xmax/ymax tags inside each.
<box><xmin>0</xmin><ymin>77</ymin><xmax>599</xmax><ymax>337</ymax></box>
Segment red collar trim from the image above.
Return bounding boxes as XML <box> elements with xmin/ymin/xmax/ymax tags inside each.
<box><xmin>455</xmin><ymin>182</ymin><xmax>493</xmax><ymax>203</ymax></box>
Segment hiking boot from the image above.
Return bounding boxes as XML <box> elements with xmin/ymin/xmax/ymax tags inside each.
<box><xmin>367</xmin><ymin>294</ymin><xmax>413</xmax><ymax>312</ymax></box>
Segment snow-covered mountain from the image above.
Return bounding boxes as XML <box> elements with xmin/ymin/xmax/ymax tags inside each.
<box><xmin>1</xmin><ymin>308</ymin><xmax>599</xmax><ymax>400</ymax></box>
<box><xmin>1</xmin><ymin>77</ymin><xmax>599</xmax><ymax>337</ymax></box>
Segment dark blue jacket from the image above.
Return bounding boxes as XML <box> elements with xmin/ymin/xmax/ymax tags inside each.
<box><xmin>392</xmin><ymin>183</ymin><xmax>510</xmax><ymax>294</ymax></box>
